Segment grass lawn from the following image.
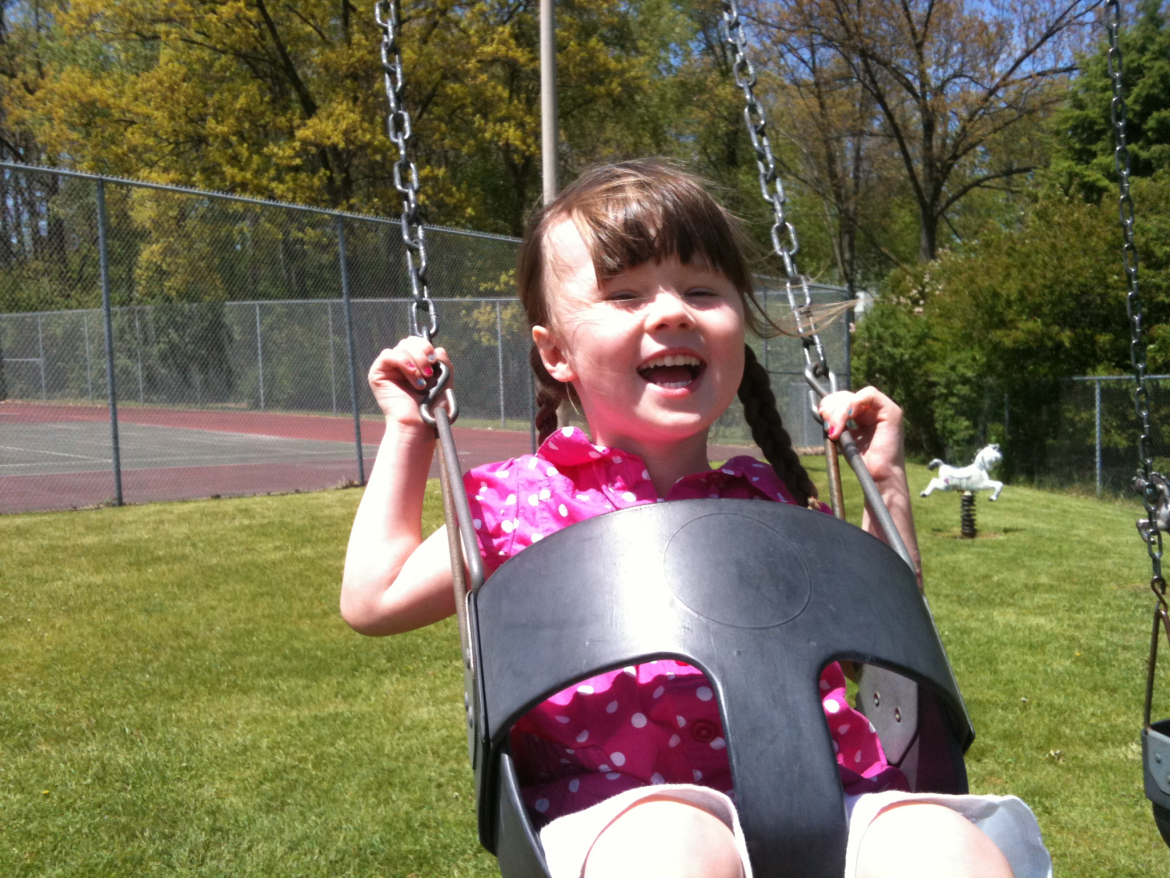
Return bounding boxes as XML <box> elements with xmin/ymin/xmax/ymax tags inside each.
<box><xmin>1</xmin><ymin>457</ymin><xmax>1166</xmax><ymax>876</ymax></box>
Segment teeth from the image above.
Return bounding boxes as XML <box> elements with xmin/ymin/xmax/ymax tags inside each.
<box><xmin>642</xmin><ymin>354</ymin><xmax>702</xmax><ymax>369</ymax></box>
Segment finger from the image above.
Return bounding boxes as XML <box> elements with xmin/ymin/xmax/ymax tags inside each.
<box><xmin>845</xmin><ymin>386</ymin><xmax>900</xmax><ymax>425</ymax></box>
<box><xmin>371</xmin><ymin>344</ymin><xmax>429</xmax><ymax>390</ymax></box>
<box><xmin>818</xmin><ymin>391</ymin><xmax>854</xmax><ymax>439</ymax></box>
<box><xmin>396</xmin><ymin>337</ymin><xmax>438</xmax><ymax>381</ymax></box>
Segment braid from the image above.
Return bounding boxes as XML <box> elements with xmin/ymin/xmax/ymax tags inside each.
<box><xmin>738</xmin><ymin>344</ymin><xmax>818</xmax><ymax>507</ymax></box>
<box><xmin>530</xmin><ymin>344</ymin><xmax>567</xmax><ymax>445</ymax></box>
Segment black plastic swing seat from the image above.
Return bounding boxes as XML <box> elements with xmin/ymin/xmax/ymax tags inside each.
<box><xmin>467</xmin><ymin>499</ymin><xmax>975</xmax><ymax>878</ymax></box>
<box><xmin>1143</xmin><ymin>719</ymin><xmax>1170</xmax><ymax>847</ymax></box>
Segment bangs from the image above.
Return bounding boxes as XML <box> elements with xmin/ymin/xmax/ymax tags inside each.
<box><xmin>565</xmin><ymin>163</ymin><xmax>754</xmax><ymax>296</ymax></box>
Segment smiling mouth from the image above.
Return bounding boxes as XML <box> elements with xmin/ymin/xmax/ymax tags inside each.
<box><xmin>637</xmin><ymin>353</ymin><xmax>706</xmax><ymax>389</ymax></box>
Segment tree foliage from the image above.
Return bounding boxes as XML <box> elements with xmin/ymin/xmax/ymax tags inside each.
<box><xmin>1050</xmin><ymin>0</ymin><xmax>1170</xmax><ymax>199</ymax></box>
<box><xmin>854</xmin><ymin>174</ymin><xmax>1170</xmax><ymax>474</ymax></box>
<box><xmin>1</xmin><ymin>1</ymin><xmax>752</xmax><ymax>237</ymax></box>
<box><xmin>752</xmin><ymin>0</ymin><xmax>1097</xmax><ymax>266</ymax></box>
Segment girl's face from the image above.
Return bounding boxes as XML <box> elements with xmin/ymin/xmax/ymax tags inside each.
<box><xmin>533</xmin><ymin>219</ymin><xmax>746</xmax><ymax>451</ymax></box>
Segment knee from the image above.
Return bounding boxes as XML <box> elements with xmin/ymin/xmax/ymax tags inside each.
<box><xmin>855</xmin><ymin>803</ymin><xmax>1014</xmax><ymax>878</ymax></box>
<box><xmin>583</xmin><ymin>796</ymin><xmax>743</xmax><ymax>878</ymax></box>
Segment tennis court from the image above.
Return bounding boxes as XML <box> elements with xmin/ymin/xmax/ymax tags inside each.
<box><xmin>1</xmin><ymin>401</ymin><xmax>765</xmax><ymax>513</ymax></box>
<box><xmin>0</xmin><ymin>401</ymin><xmax>535</xmax><ymax>513</ymax></box>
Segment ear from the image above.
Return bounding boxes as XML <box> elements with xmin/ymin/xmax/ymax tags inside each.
<box><xmin>533</xmin><ymin>324</ymin><xmax>577</xmax><ymax>384</ymax></box>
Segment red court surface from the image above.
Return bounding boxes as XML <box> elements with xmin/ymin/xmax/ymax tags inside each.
<box><xmin>1</xmin><ymin>401</ymin><xmax>762</xmax><ymax>514</ymax></box>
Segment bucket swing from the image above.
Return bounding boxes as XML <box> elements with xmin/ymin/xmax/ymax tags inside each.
<box><xmin>374</xmin><ymin>2</ymin><xmax>974</xmax><ymax>875</ymax></box>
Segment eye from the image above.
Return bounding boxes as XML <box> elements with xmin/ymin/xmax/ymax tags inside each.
<box><xmin>685</xmin><ymin>287</ymin><xmax>719</xmax><ymax>299</ymax></box>
<box><xmin>604</xmin><ymin>290</ymin><xmax>640</xmax><ymax>303</ymax></box>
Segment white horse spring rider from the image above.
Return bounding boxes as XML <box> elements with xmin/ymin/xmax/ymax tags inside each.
<box><xmin>920</xmin><ymin>444</ymin><xmax>1005</xmax><ymax>501</ymax></box>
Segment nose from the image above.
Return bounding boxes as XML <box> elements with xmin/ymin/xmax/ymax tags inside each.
<box><xmin>645</xmin><ymin>289</ymin><xmax>694</xmax><ymax>332</ymax></box>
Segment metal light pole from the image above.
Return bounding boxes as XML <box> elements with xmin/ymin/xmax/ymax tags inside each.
<box><xmin>540</xmin><ymin>0</ymin><xmax>558</xmax><ymax>204</ymax></box>
<box><xmin>542</xmin><ymin>0</ymin><xmax>571</xmax><ymax>430</ymax></box>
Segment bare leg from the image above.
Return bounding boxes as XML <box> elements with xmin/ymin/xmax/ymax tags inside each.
<box><xmin>583</xmin><ymin>796</ymin><xmax>744</xmax><ymax>878</ymax></box>
<box><xmin>855</xmin><ymin>803</ymin><xmax>1014</xmax><ymax>878</ymax></box>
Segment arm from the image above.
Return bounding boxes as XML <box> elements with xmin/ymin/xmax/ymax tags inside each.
<box><xmin>340</xmin><ymin>338</ymin><xmax>458</xmax><ymax>635</ymax></box>
<box><xmin>818</xmin><ymin>387</ymin><xmax>923</xmax><ymax>589</ymax></box>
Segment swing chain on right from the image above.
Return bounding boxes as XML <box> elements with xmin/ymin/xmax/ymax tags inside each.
<box><xmin>719</xmin><ymin>0</ymin><xmax>830</xmax><ymax>384</ymax></box>
<box><xmin>375</xmin><ymin>0</ymin><xmax>436</xmax><ymax>343</ymax></box>
<box><xmin>1106</xmin><ymin>0</ymin><xmax>1170</xmax><ymax>728</ymax></box>
<box><xmin>1106</xmin><ymin>0</ymin><xmax>1165</xmax><ymax>592</ymax></box>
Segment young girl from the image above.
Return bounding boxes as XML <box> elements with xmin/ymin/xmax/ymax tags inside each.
<box><xmin>341</xmin><ymin>161</ymin><xmax>1051</xmax><ymax>878</ymax></box>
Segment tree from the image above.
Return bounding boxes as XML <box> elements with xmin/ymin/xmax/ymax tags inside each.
<box><xmin>755</xmin><ymin>0</ymin><xmax>1098</xmax><ymax>262</ymax></box>
<box><xmin>853</xmin><ymin>178</ymin><xmax>1170</xmax><ymax>473</ymax></box>
<box><xmin>1050</xmin><ymin>0</ymin><xmax>1170</xmax><ymax>200</ymax></box>
<box><xmin>754</xmin><ymin>12</ymin><xmax>900</xmax><ymax>290</ymax></box>
<box><xmin>6</xmin><ymin>1</ymin><xmax>710</xmax><ymax>236</ymax></box>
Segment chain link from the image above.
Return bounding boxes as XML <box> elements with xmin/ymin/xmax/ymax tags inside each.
<box><xmin>1106</xmin><ymin>0</ymin><xmax>1164</xmax><ymax>592</ymax></box>
<box><xmin>720</xmin><ymin>0</ymin><xmax>831</xmax><ymax>394</ymax></box>
<box><xmin>376</xmin><ymin>0</ymin><xmax>437</xmax><ymax>342</ymax></box>
<box><xmin>720</xmin><ymin>1</ymin><xmax>800</xmax><ymax>282</ymax></box>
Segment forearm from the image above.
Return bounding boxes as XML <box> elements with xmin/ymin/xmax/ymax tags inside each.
<box><xmin>341</xmin><ymin>422</ymin><xmax>436</xmax><ymax>628</ymax></box>
<box><xmin>860</xmin><ymin>465</ymin><xmax>923</xmax><ymax>590</ymax></box>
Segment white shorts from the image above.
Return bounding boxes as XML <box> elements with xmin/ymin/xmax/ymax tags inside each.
<box><xmin>538</xmin><ymin>784</ymin><xmax>1052</xmax><ymax>878</ymax></box>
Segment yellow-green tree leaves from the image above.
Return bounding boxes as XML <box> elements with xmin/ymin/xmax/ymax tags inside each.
<box><xmin>11</xmin><ymin>1</ymin><xmax>704</xmax><ymax>235</ymax></box>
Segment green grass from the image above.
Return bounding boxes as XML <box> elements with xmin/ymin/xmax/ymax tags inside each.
<box><xmin>1</xmin><ymin>461</ymin><xmax>1166</xmax><ymax>876</ymax></box>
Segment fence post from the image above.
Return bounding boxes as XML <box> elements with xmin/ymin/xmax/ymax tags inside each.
<box><xmin>327</xmin><ymin>301</ymin><xmax>337</xmax><ymax>415</ymax></box>
<box><xmin>1095</xmin><ymin>378</ymin><xmax>1103</xmax><ymax>496</ymax></box>
<box><xmin>134</xmin><ymin>308</ymin><xmax>144</xmax><ymax>403</ymax></box>
<box><xmin>37</xmin><ymin>312</ymin><xmax>46</xmax><ymax>400</ymax></box>
<box><xmin>336</xmin><ymin>217</ymin><xmax>365</xmax><ymax>486</ymax></box>
<box><xmin>842</xmin><ymin>290</ymin><xmax>852</xmax><ymax>390</ymax></box>
<box><xmin>97</xmin><ymin>178</ymin><xmax>123</xmax><ymax>506</ymax></box>
<box><xmin>496</xmin><ymin>301</ymin><xmax>506</xmax><ymax>428</ymax></box>
<box><xmin>255</xmin><ymin>302</ymin><xmax>265</xmax><ymax>409</ymax></box>
<box><xmin>83</xmin><ymin>310</ymin><xmax>93</xmax><ymax>400</ymax></box>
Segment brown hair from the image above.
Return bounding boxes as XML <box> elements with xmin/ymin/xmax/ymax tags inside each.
<box><xmin>516</xmin><ymin>160</ymin><xmax>817</xmax><ymax>506</ymax></box>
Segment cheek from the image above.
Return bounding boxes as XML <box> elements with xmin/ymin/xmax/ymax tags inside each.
<box><xmin>566</xmin><ymin>312</ymin><xmax>638</xmax><ymax>362</ymax></box>
<box><xmin>715</xmin><ymin>309</ymin><xmax>746</xmax><ymax>356</ymax></box>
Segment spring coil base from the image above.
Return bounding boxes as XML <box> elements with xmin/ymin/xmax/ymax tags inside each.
<box><xmin>960</xmin><ymin>492</ymin><xmax>977</xmax><ymax>539</ymax></box>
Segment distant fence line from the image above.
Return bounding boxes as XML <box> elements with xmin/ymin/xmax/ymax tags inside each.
<box><xmin>0</xmin><ymin>162</ymin><xmax>852</xmax><ymax>513</ymax></box>
<box><xmin>1044</xmin><ymin>375</ymin><xmax>1170</xmax><ymax>497</ymax></box>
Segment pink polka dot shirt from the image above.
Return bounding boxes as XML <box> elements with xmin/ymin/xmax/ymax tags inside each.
<box><xmin>465</xmin><ymin>426</ymin><xmax>907</xmax><ymax>824</ymax></box>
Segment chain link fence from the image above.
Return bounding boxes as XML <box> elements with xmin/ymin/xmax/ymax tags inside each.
<box><xmin>1036</xmin><ymin>376</ymin><xmax>1170</xmax><ymax>496</ymax></box>
<box><xmin>0</xmin><ymin>163</ymin><xmax>851</xmax><ymax>514</ymax></box>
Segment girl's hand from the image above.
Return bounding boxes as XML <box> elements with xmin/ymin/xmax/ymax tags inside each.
<box><xmin>817</xmin><ymin>386</ymin><xmax>906</xmax><ymax>484</ymax></box>
<box><xmin>368</xmin><ymin>337</ymin><xmax>452</xmax><ymax>428</ymax></box>
<box><xmin>819</xmin><ymin>386</ymin><xmax>922</xmax><ymax>587</ymax></box>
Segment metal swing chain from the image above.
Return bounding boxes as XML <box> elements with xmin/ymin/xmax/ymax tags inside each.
<box><xmin>376</xmin><ymin>0</ymin><xmax>436</xmax><ymax>344</ymax></box>
<box><xmin>1106</xmin><ymin>0</ymin><xmax>1170</xmax><ymax>725</ymax></box>
<box><xmin>718</xmin><ymin>0</ymin><xmax>831</xmax><ymax>383</ymax></box>
<box><xmin>719</xmin><ymin>0</ymin><xmax>918</xmax><ymax>573</ymax></box>
<box><xmin>375</xmin><ymin>0</ymin><xmax>457</xmax><ymax>426</ymax></box>
<box><xmin>374</xmin><ymin>2</ymin><xmax>483</xmax><ymax>764</ymax></box>
<box><xmin>720</xmin><ymin>0</ymin><xmax>856</xmax><ymax>521</ymax></box>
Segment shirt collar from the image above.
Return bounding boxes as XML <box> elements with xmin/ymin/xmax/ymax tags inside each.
<box><xmin>537</xmin><ymin>426</ymin><xmax>617</xmax><ymax>466</ymax></box>
<box><xmin>537</xmin><ymin>426</ymin><xmax>795</xmax><ymax>504</ymax></box>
